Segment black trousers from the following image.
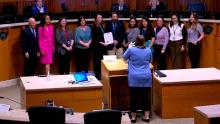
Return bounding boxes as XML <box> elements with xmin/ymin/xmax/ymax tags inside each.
<box><xmin>23</xmin><ymin>54</ymin><xmax>39</xmax><ymax>76</ymax></box>
<box><xmin>188</xmin><ymin>42</ymin><xmax>201</xmax><ymax>68</ymax></box>
<box><xmin>58</xmin><ymin>52</ymin><xmax>71</xmax><ymax>74</ymax></box>
<box><xmin>154</xmin><ymin>44</ymin><xmax>167</xmax><ymax>70</ymax></box>
<box><xmin>75</xmin><ymin>48</ymin><xmax>90</xmax><ymax>72</ymax></box>
<box><xmin>93</xmin><ymin>49</ymin><xmax>105</xmax><ymax>80</ymax></box>
<box><xmin>130</xmin><ymin>87</ymin><xmax>151</xmax><ymax>112</ymax></box>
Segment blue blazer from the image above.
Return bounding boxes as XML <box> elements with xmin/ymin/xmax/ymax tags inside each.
<box><xmin>31</xmin><ymin>4</ymin><xmax>47</xmax><ymax>15</ymax></box>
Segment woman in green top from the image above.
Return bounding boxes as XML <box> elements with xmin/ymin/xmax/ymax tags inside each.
<box><xmin>75</xmin><ymin>16</ymin><xmax>92</xmax><ymax>72</ymax></box>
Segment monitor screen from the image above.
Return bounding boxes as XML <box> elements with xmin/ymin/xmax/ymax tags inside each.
<box><xmin>73</xmin><ymin>72</ymin><xmax>88</xmax><ymax>83</ymax></box>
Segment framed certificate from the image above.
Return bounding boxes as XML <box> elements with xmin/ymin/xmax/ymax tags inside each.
<box><xmin>104</xmin><ymin>32</ymin><xmax>114</xmax><ymax>44</ymax></box>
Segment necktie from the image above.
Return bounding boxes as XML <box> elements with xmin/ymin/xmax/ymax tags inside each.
<box><xmin>32</xmin><ymin>28</ymin><xmax>36</xmax><ymax>38</ymax></box>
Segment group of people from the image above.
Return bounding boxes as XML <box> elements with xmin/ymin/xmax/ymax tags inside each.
<box><xmin>21</xmin><ymin>10</ymin><xmax>204</xmax><ymax>123</ymax></box>
<box><xmin>123</xmin><ymin>12</ymin><xmax>204</xmax><ymax>123</ymax></box>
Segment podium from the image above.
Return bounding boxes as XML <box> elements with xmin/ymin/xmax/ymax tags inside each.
<box><xmin>101</xmin><ymin>59</ymin><xmax>153</xmax><ymax>110</ymax></box>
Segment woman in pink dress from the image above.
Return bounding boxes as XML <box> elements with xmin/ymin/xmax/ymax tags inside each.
<box><xmin>38</xmin><ymin>15</ymin><xmax>54</xmax><ymax>74</ymax></box>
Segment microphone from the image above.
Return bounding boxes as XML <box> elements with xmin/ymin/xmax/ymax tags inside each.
<box><xmin>0</xmin><ymin>96</ymin><xmax>26</xmax><ymax>108</ymax></box>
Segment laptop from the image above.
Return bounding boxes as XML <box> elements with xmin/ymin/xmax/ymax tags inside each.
<box><xmin>73</xmin><ymin>72</ymin><xmax>88</xmax><ymax>83</ymax></box>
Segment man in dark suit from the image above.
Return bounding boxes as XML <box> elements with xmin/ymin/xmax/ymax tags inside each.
<box><xmin>32</xmin><ymin>0</ymin><xmax>47</xmax><ymax>15</ymax></box>
<box><xmin>21</xmin><ymin>17</ymin><xmax>40</xmax><ymax>76</ymax></box>
<box><xmin>105</xmin><ymin>12</ymin><xmax>125</xmax><ymax>58</ymax></box>
<box><xmin>111</xmin><ymin>0</ymin><xmax>130</xmax><ymax>17</ymax></box>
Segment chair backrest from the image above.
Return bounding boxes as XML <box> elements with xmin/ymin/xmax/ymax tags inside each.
<box><xmin>84</xmin><ymin>110</ymin><xmax>122</xmax><ymax>124</ymax></box>
<box><xmin>188</xmin><ymin>2</ymin><xmax>206</xmax><ymax>12</ymax></box>
<box><xmin>27</xmin><ymin>106</ymin><xmax>65</xmax><ymax>124</ymax></box>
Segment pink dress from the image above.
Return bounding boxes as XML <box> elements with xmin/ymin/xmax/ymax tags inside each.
<box><xmin>38</xmin><ymin>24</ymin><xmax>54</xmax><ymax>64</ymax></box>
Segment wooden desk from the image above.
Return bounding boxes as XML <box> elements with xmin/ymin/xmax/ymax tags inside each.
<box><xmin>101</xmin><ymin>59</ymin><xmax>153</xmax><ymax>110</ymax></box>
<box><xmin>194</xmin><ymin>104</ymin><xmax>220</xmax><ymax>124</ymax></box>
<box><xmin>153</xmin><ymin>68</ymin><xmax>220</xmax><ymax>118</ymax></box>
<box><xmin>20</xmin><ymin>75</ymin><xmax>103</xmax><ymax>112</ymax></box>
<box><xmin>0</xmin><ymin>109</ymin><xmax>131</xmax><ymax>124</ymax></box>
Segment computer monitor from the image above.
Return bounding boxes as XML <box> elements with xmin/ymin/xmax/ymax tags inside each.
<box><xmin>195</xmin><ymin>11</ymin><xmax>212</xmax><ymax>19</ymax></box>
<box><xmin>151</xmin><ymin>10</ymin><xmax>171</xmax><ymax>18</ymax></box>
<box><xmin>171</xmin><ymin>11</ymin><xmax>191</xmax><ymax>18</ymax></box>
<box><xmin>0</xmin><ymin>15</ymin><xmax>15</xmax><ymax>24</ymax></box>
<box><xmin>214</xmin><ymin>12</ymin><xmax>220</xmax><ymax>20</ymax></box>
<box><xmin>132</xmin><ymin>10</ymin><xmax>151</xmax><ymax>18</ymax></box>
<box><xmin>90</xmin><ymin>11</ymin><xmax>110</xmax><ymax>18</ymax></box>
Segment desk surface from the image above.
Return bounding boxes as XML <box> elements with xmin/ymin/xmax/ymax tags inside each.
<box><xmin>0</xmin><ymin>109</ymin><xmax>131</xmax><ymax>124</ymax></box>
<box><xmin>154</xmin><ymin>68</ymin><xmax>220</xmax><ymax>84</ymax></box>
<box><xmin>194</xmin><ymin>104</ymin><xmax>220</xmax><ymax>118</ymax></box>
<box><xmin>102</xmin><ymin>59</ymin><xmax>153</xmax><ymax>72</ymax></box>
<box><xmin>20</xmin><ymin>75</ymin><xmax>102</xmax><ymax>91</ymax></box>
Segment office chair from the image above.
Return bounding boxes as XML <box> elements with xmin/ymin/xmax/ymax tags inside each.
<box><xmin>84</xmin><ymin>110</ymin><xmax>122</xmax><ymax>124</ymax></box>
<box><xmin>188</xmin><ymin>2</ymin><xmax>207</xmax><ymax>12</ymax></box>
<box><xmin>27</xmin><ymin>106</ymin><xmax>65</xmax><ymax>124</ymax></box>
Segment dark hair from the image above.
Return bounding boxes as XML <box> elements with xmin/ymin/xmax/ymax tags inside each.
<box><xmin>140</xmin><ymin>16</ymin><xmax>153</xmax><ymax>30</ymax></box>
<box><xmin>170</xmin><ymin>13</ymin><xmax>182</xmax><ymax>27</ymax></box>
<box><xmin>77</xmin><ymin>16</ymin><xmax>86</xmax><ymax>26</ymax></box>
<box><xmin>39</xmin><ymin>14</ymin><xmax>50</xmax><ymax>31</ymax></box>
<box><xmin>95</xmin><ymin>13</ymin><xmax>102</xmax><ymax>21</ymax></box>
<box><xmin>111</xmin><ymin>11</ymin><xmax>118</xmax><ymax>17</ymax></box>
<box><xmin>135</xmin><ymin>35</ymin><xmax>146</xmax><ymax>49</ymax></box>
<box><xmin>157</xmin><ymin>15</ymin><xmax>166</xmax><ymax>27</ymax></box>
<box><xmin>189</xmin><ymin>12</ymin><xmax>199</xmax><ymax>26</ymax></box>
<box><xmin>57</xmin><ymin>17</ymin><xmax>69</xmax><ymax>30</ymax></box>
<box><xmin>128</xmin><ymin>17</ymin><xmax>138</xmax><ymax>28</ymax></box>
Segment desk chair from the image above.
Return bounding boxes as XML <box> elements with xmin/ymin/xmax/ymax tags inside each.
<box><xmin>84</xmin><ymin>110</ymin><xmax>122</xmax><ymax>124</ymax></box>
<box><xmin>27</xmin><ymin>106</ymin><xmax>65</xmax><ymax>124</ymax></box>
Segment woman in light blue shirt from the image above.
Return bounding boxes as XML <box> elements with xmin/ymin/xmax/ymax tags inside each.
<box><xmin>74</xmin><ymin>16</ymin><xmax>92</xmax><ymax>72</ymax></box>
<box><xmin>123</xmin><ymin>35</ymin><xmax>152</xmax><ymax>123</ymax></box>
<box><xmin>187</xmin><ymin>12</ymin><xmax>204</xmax><ymax>68</ymax></box>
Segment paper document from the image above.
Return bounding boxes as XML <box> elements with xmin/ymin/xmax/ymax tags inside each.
<box><xmin>104</xmin><ymin>32</ymin><xmax>114</xmax><ymax>44</ymax></box>
<box><xmin>103</xmin><ymin>55</ymin><xmax>117</xmax><ymax>61</ymax></box>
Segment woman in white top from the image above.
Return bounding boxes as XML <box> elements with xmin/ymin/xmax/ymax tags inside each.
<box><xmin>168</xmin><ymin>13</ymin><xmax>187</xmax><ymax>69</ymax></box>
<box><xmin>187</xmin><ymin>12</ymin><xmax>204</xmax><ymax>68</ymax></box>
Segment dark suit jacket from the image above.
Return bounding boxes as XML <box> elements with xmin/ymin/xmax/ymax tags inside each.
<box><xmin>111</xmin><ymin>3</ymin><xmax>130</xmax><ymax>17</ymax></box>
<box><xmin>105</xmin><ymin>20</ymin><xmax>125</xmax><ymax>50</ymax></box>
<box><xmin>92</xmin><ymin>23</ymin><xmax>106</xmax><ymax>54</ymax></box>
<box><xmin>21</xmin><ymin>26</ymin><xmax>39</xmax><ymax>56</ymax></box>
<box><xmin>31</xmin><ymin>4</ymin><xmax>47</xmax><ymax>15</ymax></box>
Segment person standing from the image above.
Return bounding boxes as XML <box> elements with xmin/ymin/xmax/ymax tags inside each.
<box><xmin>154</xmin><ymin>16</ymin><xmax>169</xmax><ymax>70</ymax></box>
<box><xmin>140</xmin><ymin>17</ymin><xmax>155</xmax><ymax>53</ymax></box>
<box><xmin>123</xmin><ymin>17</ymin><xmax>140</xmax><ymax>50</ymax></box>
<box><xmin>75</xmin><ymin>16</ymin><xmax>92</xmax><ymax>72</ymax></box>
<box><xmin>32</xmin><ymin>0</ymin><xmax>47</xmax><ymax>15</ymax></box>
<box><xmin>21</xmin><ymin>17</ymin><xmax>40</xmax><ymax>76</ymax></box>
<box><xmin>105</xmin><ymin>12</ymin><xmax>125</xmax><ymax>59</ymax></box>
<box><xmin>111</xmin><ymin>0</ymin><xmax>130</xmax><ymax>17</ymax></box>
<box><xmin>123</xmin><ymin>35</ymin><xmax>152</xmax><ymax>123</ymax></box>
<box><xmin>92</xmin><ymin>14</ymin><xmax>107</xmax><ymax>80</ymax></box>
<box><xmin>168</xmin><ymin>13</ymin><xmax>187</xmax><ymax>69</ymax></box>
<box><xmin>187</xmin><ymin>12</ymin><xmax>204</xmax><ymax>68</ymax></box>
<box><xmin>56</xmin><ymin>17</ymin><xmax>74</xmax><ymax>74</ymax></box>
<box><xmin>38</xmin><ymin>15</ymin><xmax>54</xmax><ymax>75</ymax></box>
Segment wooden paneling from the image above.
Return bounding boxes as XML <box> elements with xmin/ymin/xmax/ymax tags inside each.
<box><xmin>25</xmin><ymin>88</ymin><xmax>102</xmax><ymax>112</ymax></box>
